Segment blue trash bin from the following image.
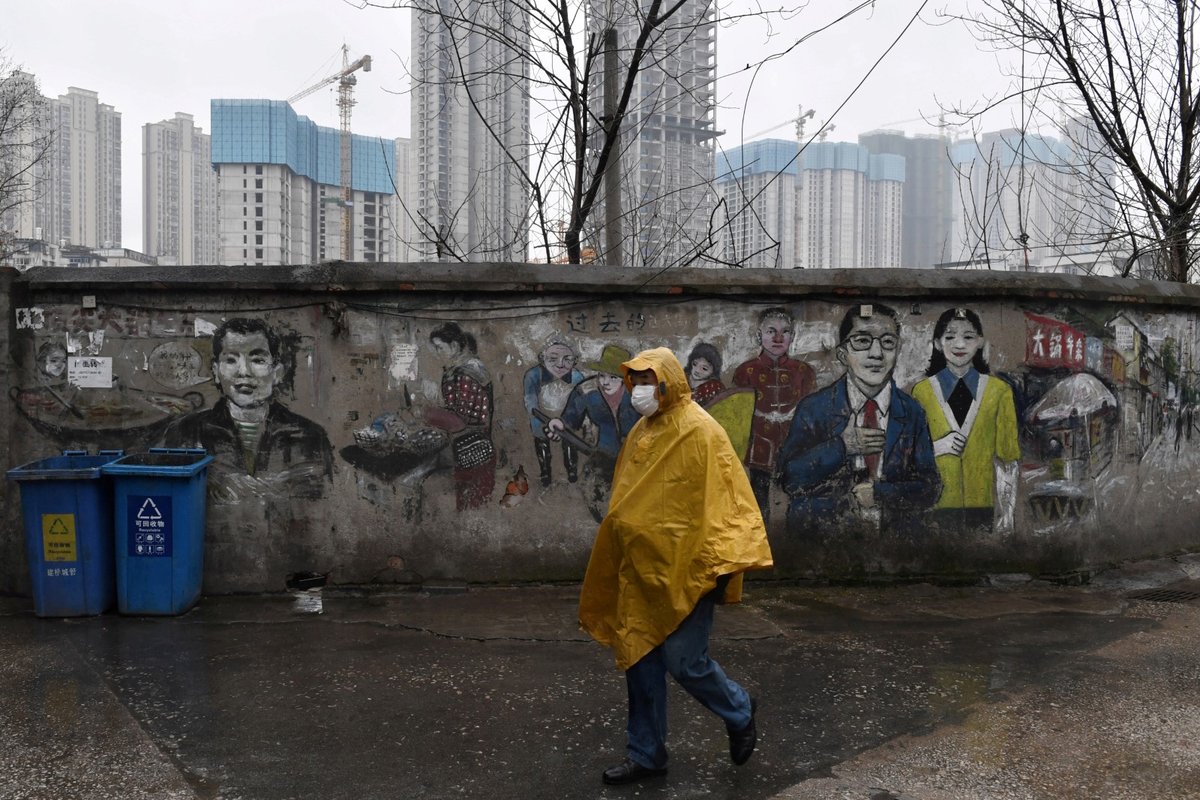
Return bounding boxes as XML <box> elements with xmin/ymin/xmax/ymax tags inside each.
<box><xmin>6</xmin><ymin>450</ymin><xmax>125</xmax><ymax>617</ymax></box>
<box><xmin>102</xmin><ymin>448</ymin><xmax>214</xmax><ymax>615</ymax></box>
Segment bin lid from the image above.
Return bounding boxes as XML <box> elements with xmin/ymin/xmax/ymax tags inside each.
<box><xmin>7</xmin><ymin>451</ymin><xmax>125</xmax><ymax>481</ymax></box>
<box><xmin>101</xmin><ymin>448</ymin><xmax>214</xmax><ymax>477</ymax></box>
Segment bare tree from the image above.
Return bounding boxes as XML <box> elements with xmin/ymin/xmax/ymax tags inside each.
<box><xmin>0</xmin><ymin>55</ymin><xmax>52</xmax><ymax>261</ymax></box>
<box><xmin>370</xmin><ymin>0</ymin><xmax>806</xmax><ymax>266</ymax></box>
<box><xmin>944</xmin><ymin>0</ymin><xmax>1200</xmax><ymax>282</ymax></box>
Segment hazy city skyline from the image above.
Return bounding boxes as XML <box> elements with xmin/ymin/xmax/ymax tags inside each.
<box><xmin>7</xmin><ymin>0</ymin><xmax>1026</xmax><ymax>252</ymax></box>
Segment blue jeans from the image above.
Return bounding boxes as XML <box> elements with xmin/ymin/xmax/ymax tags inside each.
<box><xmin>623</xmin><ymin>585</ymin><xmax>753</xmax><ymax>769</ymax></box>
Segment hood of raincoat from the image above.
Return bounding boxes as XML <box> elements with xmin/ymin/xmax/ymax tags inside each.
<box><xmin>578</xmin><ymin>347</ymin><xmax>774</xmax><ymax>670</ymax></box>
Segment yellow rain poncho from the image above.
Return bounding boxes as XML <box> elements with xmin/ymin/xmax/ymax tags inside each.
<box><xmin>578</xmin><ymin>347</ymin><xmax>774</xmax><ymax>670</ymax></box>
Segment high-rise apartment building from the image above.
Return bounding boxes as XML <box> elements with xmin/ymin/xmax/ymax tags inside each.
<box><xmin>865</xmin><ymin>160</ymin><xmax>904</xmax><ymax>268</ymax></box>
<box><xmin>410</xmin><ymin>4</ymin><xmax>530</xmax><ymax>262</ymax></box>
<box><xmin>210</xmin><ymin>99</ymin><xmax>399</xmax><ymax>266</ymax></box>
<box><xmin>949</xmin><ymin>126</ymin><xmax>1116</xmax><ymax>273</ymax></box>
<box><xmin>715</xmin><ymin>139</ymin><xmax>799</xmax><ymax>268</ymax></box>
<box><xmin>391</xmin><ymin>136</ymin><xmax>418</xmax><ymax>262</ymax></box>
<box><xmin>589</xmin><ymin>0</ymin><xmax>719</xmax><ymax>268</ymax></box>
<box><xmin>1</xmin><ymin>74</ymin><xmax>121</xmax><ymax>250</ymax></box>
<box><xmin>796</xmin><ymin>142</ymin><xmax>904</xmax><ymax>269</ymax></box>
<box><xmin>143</xmin><ymin>113</ymin><xmax>219</xmax><ymax>265</ymax></box>
<box><xmin>0</xmin><ymin>70</ymin><xmax>46</xmax><ymax>251</ymax></box>
<box><xmin>858</xmin><ymin>130</ymin><xmax>955</xmax><ymax>268</ymax></box>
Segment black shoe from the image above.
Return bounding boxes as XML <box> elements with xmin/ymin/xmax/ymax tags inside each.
<box><xmin>728</xmin><ymin>697</ymin><xmax>757</xmax><ymax>765</ymax></box>
<box><xmin>601</xmin><ymin>758</ymin><xmax>668</xmax><ymax>785</ymax></box>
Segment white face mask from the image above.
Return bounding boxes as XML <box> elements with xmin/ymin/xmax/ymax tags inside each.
<box><xmin>630</xmin><ymin>384</ymin><xmax>660</xmax><ymax>417</ymax></box>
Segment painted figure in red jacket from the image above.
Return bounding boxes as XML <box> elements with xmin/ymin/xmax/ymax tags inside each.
<box><xmin>732</xmin><ymin>307</ymin><xmax>815</xmax><ymax>522</ymax></box>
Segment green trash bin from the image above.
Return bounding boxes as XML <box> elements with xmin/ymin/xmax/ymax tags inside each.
<box><xmin>102</xmin><ymin>448</ymin><xmax>213</xmax><ymax>615</ymax></box>
<box><xmin>6</xmin><ymin>450</ymin><xmax>125</xmax><ymax>617</ymax></box>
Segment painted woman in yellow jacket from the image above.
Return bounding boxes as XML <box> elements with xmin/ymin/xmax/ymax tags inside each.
<box><xmin>911</xmin><ymin>308</ymin><xmax>1021</xmax><ymax>534</ymax></box>
<box><xmin>578</xmin><ymin>347</ymin><xmax>774</xmax><ymax>784</ymax></box>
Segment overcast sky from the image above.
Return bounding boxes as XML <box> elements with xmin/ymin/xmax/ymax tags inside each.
<box><xmin>6</xmin><ymin>0</ymin><xmax>1024</xmax><ymax>251</ymax></box>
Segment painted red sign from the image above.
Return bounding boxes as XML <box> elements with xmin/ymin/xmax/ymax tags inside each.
<box><xmin>1025</xmin><ymin>312</ymin><xmax>1086</xmax><ymax>369</ymax></box>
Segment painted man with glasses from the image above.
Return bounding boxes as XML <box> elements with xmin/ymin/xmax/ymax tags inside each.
<box><xmin>778</xmin><ymin>304</ymin><xmax>939</xmax><ymax>537</ymax></box>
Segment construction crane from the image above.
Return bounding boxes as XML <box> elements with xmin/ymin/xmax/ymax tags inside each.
<box><xmin>876</xmin><ymin>113</ymin><xmax>952</xmax><ymax>133</ymax></box>
<box><xmin>745</xmin><ymin>105</ymin><xmax>817</xmax><ymax>141</ymax></box>
<box><xmin>288</xmin><ymin>46</ymin><xmax>372</xmax><ymax>261</ymax></box>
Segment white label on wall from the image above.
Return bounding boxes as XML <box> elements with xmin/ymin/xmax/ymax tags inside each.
<box><xmin>194</xmin><ymin>317</ymin><xmax>217</xmax><ymax>337</ymax></box>
<box><xmin>388</xmin><ymin>344</ymin><xmax>419</xmax><ymax>387</ymax></box>
<box><xmin>1115</xmin><ymin>323</ymin><xmax>1134</xmax><ymax>351</ymax></box>
<box><xmin>68</xmin><ymin>356</ymin><xmax>113</xmax><ymax>388</ymax></box>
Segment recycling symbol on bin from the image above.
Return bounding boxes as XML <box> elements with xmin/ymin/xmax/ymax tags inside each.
<box><xmin>137</xmin><ymin>498</ymin><xmax>163</xmax><ymax>521</ymax></box>
<box><xmin>134</xmin><ymin>499</ymin><xmax>166</xmax><ymax>555</ymax></box>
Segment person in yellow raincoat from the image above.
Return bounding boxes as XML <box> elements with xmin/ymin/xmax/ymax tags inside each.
<box><xmin>578</xmin><ymin>347</ymin><xmax>774</xmax><ymax>785</ymax></box>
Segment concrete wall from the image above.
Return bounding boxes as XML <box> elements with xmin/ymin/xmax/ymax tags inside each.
<box><xmin>4</xmin><ymin>263</ymin><xmax>1200</xmax><ymax>595</ymax></box>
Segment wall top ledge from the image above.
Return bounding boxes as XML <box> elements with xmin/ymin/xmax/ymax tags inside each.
<box><xmin>8</xmin><ymin>263</ymin><xmax>1200</xmax><ymax>308</ymax></box>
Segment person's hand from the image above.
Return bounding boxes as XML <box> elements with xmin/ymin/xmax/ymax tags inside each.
<box><xmin>423</xmin><ymin>406</ymin><xmax>466</xmax><ymax>432</ymax></box>
<box><xmin>933</xmin><ymin>432</ymin><xmax>967</xmax><ymax>457</ymax></box>
<box><xmin>842</xmin><ymin>424</ymin><xmax>885</xmax><ymax>456</ymax></box>
<box><xmin>851</xmin><ymin>480</ymin><xmax>875</xmax><ymax>509</ymax></box>
<box><xmin>546</xmin><ymin>418</ymin><xmax>564</xmax><ymax>440</ymax></box>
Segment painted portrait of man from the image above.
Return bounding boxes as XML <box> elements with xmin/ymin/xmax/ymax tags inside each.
<box><xmin>778</xmin><ymin>304</ymin><xmax>939</xmax><ymax>537</ymax></box>
<box><xmin>161</xmin><ymin>318</ymin><xmax>333</xmax><ymax>502</ymax></box>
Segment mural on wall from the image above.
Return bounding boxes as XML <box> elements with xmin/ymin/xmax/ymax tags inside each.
<box><xmin>426</xmin><ymin>322</ymin><xmax>497</xmax><ymax>510</ymax></box>
<box><xmin>161</xmin><ymin>318</ymin><xmax>334</xmax><ymax>502</ymax></box>
<box><xmin>500</xmin><ymin>465</ymin><xmax>531</xmax><ymax>507</ymax></box>
<box><xmin>685</xmin><ymin>342</ymin><xmax>725</xmax><ymax>406</ymax></box>
<box><xmin>37</xmin><ymin>340</ymin><xmax>68</xmax><ymax>384</ymax></box>
<box><xmin>13</xmin><ymin>339</ymin><xmax>79</xmax><ymax>422</ymax></box>
<box><xmin>342</xmin><ymin>321</ymin><xmax>497</xmax><ymax>511</ymax></box>
<box><xmin>545</xmin><ymin>344</ymin><xmax>640</xmax><ymax>521</ymax></box>
<box><xmin>732</xmin><ymin>308</ymin><xmax>816</xmax><ymax>522</ymax></box>
<box><xmin>778</xmin><ymin>303</ymin><xmax>941</xmax><ymax>538</ymax></box>
<box><xmin>911</xmin><ymin>308</ymin><xmax>1021</xmax><ymax>534</ymax></box>
<box><xmin>14</xmin><ymin>286</ymin><xmax>1200</xmax><ymax>592</ymax></box>
<box><xmin>11</xmin><ymin>336</ymin><xmax>203</xmax><ymax>447</ymax></box>
<box><xmin>1015</xmin><ymin>310</ymin><xmax>1124</xmax><ymax>525</ymax></box>
<box><xmin>1173</xmin><ymin>399</ymin><xmax>1192</xmax><ymax>453</ymax></box>
<box><xmin>681</xmin><ymin>339</ymin><xmax>755</xmax><ymax>462</ymax></box>
<box><xmin>524</xmin><ymin>334</ymin><xmax>584</xmax><ymax>487</ymax></box>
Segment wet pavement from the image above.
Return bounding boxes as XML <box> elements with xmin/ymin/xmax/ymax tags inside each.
<box><xmin>3</xmin><ymin>557</ymin><xmax>1200</xmax><ymax>800</ymax></box>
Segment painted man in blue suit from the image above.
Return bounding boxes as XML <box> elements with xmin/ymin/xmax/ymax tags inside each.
<box><xmin>778</xmin><ymin>304</ymin><xmax>940</xmax><ymax>537</ymax></box>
